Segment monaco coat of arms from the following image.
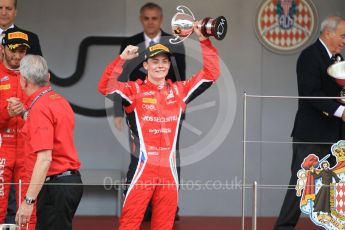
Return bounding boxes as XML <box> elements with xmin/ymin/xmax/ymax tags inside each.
<box><xmin>255</xmin><ymin>0</ymin><xmax>318</xmax><ymax>54</ymax></box>
<box><xmin>297</xmin><ymin>140</ymin><xmax>345</xmax><ymax>229</ymax></box>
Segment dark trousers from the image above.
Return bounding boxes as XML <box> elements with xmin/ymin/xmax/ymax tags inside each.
<box><xmin>274</xmin><ymin>138</ymin><xmax>335</xmax><ymax>230</ymax></box>
<box><xmin>5</xmin><ymin>183</ymin><xmax>16</xmax><ymax>224</ymax></box>
<box><xmin>36</xmin><ymin>172</ymin><xmax>83</xmax><ymax>230</ymax></box>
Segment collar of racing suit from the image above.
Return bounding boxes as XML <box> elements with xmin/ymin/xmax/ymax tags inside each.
<box><xmin>140</xmin><ymin>77</ymin><xmax>173</xmax><ymax>90</ymax></box>
<box><xmin>0</xmin><ymin>62</ymin><xmax>19</xmax><ymax>76</ymax></box>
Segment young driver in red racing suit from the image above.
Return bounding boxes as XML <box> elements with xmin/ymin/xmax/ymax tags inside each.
<box><xmin>98</xmin><ymin>22</ymin><xmax>219</xmax><ymax>230</ymax></box>
<box><xmin>0</xmin><ymin>28</ymin><xmax>36</xmax><ymax>229</ymax></box>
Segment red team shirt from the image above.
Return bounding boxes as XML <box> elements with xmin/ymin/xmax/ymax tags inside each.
<box><xmin>22</xmin><ymin>86</ymin><xmax>81</xmax><ymax>176</ymax></box>
<box><xmin>0</xmin><ymin>62</ymin><xmax>27</xmax><ymax>152</ymax></box>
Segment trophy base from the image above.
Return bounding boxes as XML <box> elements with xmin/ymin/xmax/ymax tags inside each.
<box><xmin>200</xmin><ymin>16</ymin><xmax>227</xmax><ymax>40</ymax></box>
<box><xmin>336</xmin><ymin>79</ymin><xmax>345</xmax><ymax>86</ymax></box>
<box><xmin>337</xmin><ymin>99</ymin><xmax>345</xmax><ymax>105</ymax></box>
<box><xmin>213</xmin><ymin>16</ymin><xmax>227</xmax><ymax>40</ymax></box>
<box><xmin>339</xmin><ymin>88</ymin><xmax>345</xmax><ymax>104</ymax></box>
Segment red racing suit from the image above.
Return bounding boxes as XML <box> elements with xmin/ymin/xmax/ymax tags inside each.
<box><xmin>98</xmin><ymin>39</ymin><xmax>219</xmax><ymax>230</ymax></box>
<box><xmin>0</xmin><ymin>62</ymin><xmax>36</xmax><ymax>229</ymax></box>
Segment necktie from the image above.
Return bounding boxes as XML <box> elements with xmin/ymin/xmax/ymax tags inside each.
<box><xmin>149</xmin><ymin>40</ymin><xmax>155</xmax><ymax>47</ymax></box>
<box><xmin>332</xmin><ymin>54</ymin><xmax>342</xmax><ymax>63</ymax></box>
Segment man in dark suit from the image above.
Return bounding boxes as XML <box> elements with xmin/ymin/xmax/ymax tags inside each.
<box><xmin>113</xmin><ymin>2</ymin><xmax>186</xmax><ymax>221</ymax></box>
<box><xmin>274</xmin><ymin>15</ymin><xmax>345</xmax><ymax>229</ymax></box>
<box><xmin>0</xmin><ymin>0</ymin><xmax>42</xmax><ymax>56</ymax></box>
<box><xmin>0</xmin><ymin>0</ymin><xmax>43</xmax><ymax>224</ymax></box>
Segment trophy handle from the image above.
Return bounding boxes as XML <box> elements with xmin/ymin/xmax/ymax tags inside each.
<box><xmin>169</xmin><ymin>36</ymin><xmax>187</xmax><ymax>45</ymax></box>
<box><xmin>170</xmin><ymin>5</ymin><xmax>196</xmax><ymax>44</ymax></box>
<box><xmin>176</xmin><ymin>5</ymin><xmax>195</xmax><ymax>21</ymax></box>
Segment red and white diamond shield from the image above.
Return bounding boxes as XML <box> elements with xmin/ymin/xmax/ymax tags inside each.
<box><xmin>255</xmin><ymin>0</ymin><xmax>318</xmax><ymax>54</ymax></box>
<box><xmin>335</xmin><ymin>183</ymin><xmax>345</xmax><ymax>214</ymax></box>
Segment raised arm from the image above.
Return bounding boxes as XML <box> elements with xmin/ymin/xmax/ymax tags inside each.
<box><xmin>98</xmin><ymin>45</ymin><xmax>139</xmax><ymax>100</ymax></box>
<box><xmin>180</xmin><ymin>21</ymin><xmax>220</xmax><ymax>104</ymax></box>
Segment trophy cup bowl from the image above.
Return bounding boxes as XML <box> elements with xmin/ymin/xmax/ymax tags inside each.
<box><xmin>171</xmin><ymin>11</ymin><xmax>195</xmax><ymax>38</ymax></box>
<box><xmin>327</xmin><ymin>61</ymin><xmax>345</xmax><ymax>104</ymax></box>
<box><xmin>170</xmin><ymin>5</ymin><xmax>228</xmax><ymax>44</ymax></box>
<box><xmin>328</xmin><ymin>61</ymin><xmax>345</xmax><ymax>86</ymax></box>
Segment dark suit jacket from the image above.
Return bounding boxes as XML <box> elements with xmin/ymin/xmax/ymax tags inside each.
<box><xmin>114</xmin><ymin>30</ymin><xmax>186</xmax><ymax>116</ymax></box>
<box><xmin>14</xmin><ymin>25</ymin><xmax>42</xmax><ymax>56</ymax></box>
<box><xmin>291</xmin><ymin>39</ymin><xmax>345</xmax><ymax>142</ymax></box>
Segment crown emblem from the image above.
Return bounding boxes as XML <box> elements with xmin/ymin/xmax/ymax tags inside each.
<box><xmin>331</xmin><ymin>140</ymin><xmax>345</xmax><ymax>162</ymax></box>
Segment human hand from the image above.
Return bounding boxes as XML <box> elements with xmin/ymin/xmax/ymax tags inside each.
<box><xmin>15</xmin><ymin>202</ymin><xmax>34</xmax><ymax>226</ymax></box>
<box><xmin>114</xmin><ymin>116</ymin><xmax>124</xmax><ymax>132</ymax></box>
<box><xmin>120</xmin><ymin>45</ymin><xmax>139</xmax><ymax>60</ymax></box>
<box><xmin>193</xmin><ymin>20</ymin><xmax>207</xmax><ymax>41</ymax></box>
<box><xmin>7</xmin><ymin>97</ymin><xmax>24</xmax><ymax>117</ymax></box>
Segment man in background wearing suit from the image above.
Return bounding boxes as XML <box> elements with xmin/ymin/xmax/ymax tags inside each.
<box><xmin>274</xmin><ymin>15</ymin><xmax>345</xmax><ymax>229</ymax></box>
<box><xmin>0</xmin><ymin>0</ymin><xmax>42</xmax><ymax>56</ymax></box>
<box><xmin>113</xmin><ymin>2</ymin><xmax>186</xmax><ymax>221</ymax></box>
<box><xmin>0</xmin><ymin>0</ymin><xmax>43</xmax><ymax>224</ymax></box>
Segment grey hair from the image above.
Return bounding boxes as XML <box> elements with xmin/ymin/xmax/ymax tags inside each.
<box><xmin>20</xmin><ymin>55</ymin><xmax>49</xmax><ymax>87</ymax></box>
<box><xmin>140</xmin><ymin>2</ymin><xmax>162</xmax><ymax>15</ymax></box>
<box><xmin>320</xmin><ymin>16</ymin><xmax>345</xmax><ymax>33</ymax></box>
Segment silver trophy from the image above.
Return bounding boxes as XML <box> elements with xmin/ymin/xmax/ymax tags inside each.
<box><xmin>327</xmin><ymin>56</ymin><xmax>345</xmax><ymax>104</ymax></box>
<box><xmin>170</xmin><ymin>5</ymin><xmax>227</xmax><ymax>44</ymax></box>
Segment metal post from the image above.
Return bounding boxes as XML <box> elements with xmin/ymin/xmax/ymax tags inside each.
<box><xmin>18</xmin><ymin>179</ymin><xmax>22</xmax><ymax>230</ymax></box>
<box><xmin>116</xmin><ymin>180</ymin><xmax>123</xmax><ymax>216</ymax></box>
<box><xmin>252</xmin><ymin>181</ymin><xmax>257</xmax><ymax>230</ymax></box>
<box><xmin>242</xmin><ymin>92</ymin><xmax>247</xmax><ymax>230</ymax></box>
